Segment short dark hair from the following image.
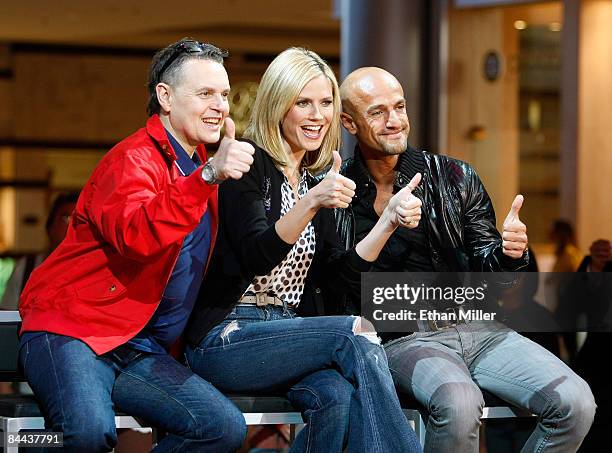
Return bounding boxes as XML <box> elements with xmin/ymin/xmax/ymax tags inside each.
<box><xmin>147</xmin><ymin>38</ymin><xmax>228</xmax><ymax>116</ymax></box>
<box><xmin>46</xmin><ymin>192</ymin><xmax>80</xmax><ymax>233</ymax></box>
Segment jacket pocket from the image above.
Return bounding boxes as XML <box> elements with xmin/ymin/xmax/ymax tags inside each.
<box><xmin>74</xmin><ymin>270</ymin><xmax>127</xmax><ymax>302</ymax></box>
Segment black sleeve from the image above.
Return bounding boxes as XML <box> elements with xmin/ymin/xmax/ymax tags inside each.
<box><xmin>218</xmin><ymin>149</ymin><xmax>293</xmax><ymax>276</ymax></box>
<box><xmin>311</xmin><ymin>208</ymin><xmax>371</xmax><ymax>301</ymax></box>
<box><xmin>462</xmin><ymin>165</ymin><xmax>529</xmax><ymax>272</ymax></box>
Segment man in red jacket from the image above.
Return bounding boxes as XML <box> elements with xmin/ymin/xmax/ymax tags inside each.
<box><xmin>18</xmin><ymin>38</ymin><xmax>254</xmax><ymax>452</ymax></box>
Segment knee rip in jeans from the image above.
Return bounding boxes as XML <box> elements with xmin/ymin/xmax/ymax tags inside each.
<box><xmin>220</xmin><ymin>320</ymin><xmax>240</xmax><ymax>345</ymax></box>
<box><xmin>352</xmin><ymin>316</ymin><xmax>381</xmax><ymax>345</ymax></box>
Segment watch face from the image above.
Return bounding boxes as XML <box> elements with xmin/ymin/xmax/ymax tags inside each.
<box><xmin>202</xmin><ymin>163</ymin><xmax>216</xmax><ymax>183</ymax></box>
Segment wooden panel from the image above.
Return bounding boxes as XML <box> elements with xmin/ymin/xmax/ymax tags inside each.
<box><xmin>447</xmin><ymin>7</ymin><xmax>519</xmax><ymax>229</ymax></box>
<box><xmin>13</xmin><ymin>53</ymin><xmax>151</xmax><ymax>142</ymax></box>
<box><xmin>577</xmin><ymin>0</ymin><xmax>612</xmax><ymax>249</ymax></box>
<box><xmin>0</xmin><ymin>188</ymin><xmax>16</xmax><ymax>251</ymax></box>
<box><xmin>0</xmin><ymin>45</ymin><xmax>12</xmax><ymax>139</ymax></box>
<box><xmin>447</xmin><ymin>2</ymin><xmax>565</xmax><ymax>238</ymax></box>
<box><xmin>0</xmin><ymin>80</ymin><xmax>13</xmax><ymax>138</ymax></box>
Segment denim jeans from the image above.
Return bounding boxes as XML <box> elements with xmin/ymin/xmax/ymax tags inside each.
<box><xmin>19</xmin><ymin>333</ymin><xmax>246</xmax><ymax>453</ymax></box>
<box><xmin>185</xmin><ymin>304</ymin><xmax>422</xmax><ymax>453</ymax></box>
<box><xmin>384</xmin><ymin>321</ymin><xmax>596</xmax><ymax>453</ymax></box>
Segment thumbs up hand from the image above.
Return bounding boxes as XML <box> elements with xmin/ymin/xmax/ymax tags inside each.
<box><xmin>308</xmin><ymin>151</ymin><xmax>356</xmax><ymax>209</ymax></box>
<box><xmin>384</xmin><ymin>173</ymin><xmax>423</xmax><ymax>229</ymax></box>
<box><xmin>329</xmin><ymin>149</ymin><xmax>343</xmax><ymax>174</ymax></box>
<box><xmin>502</xmin><ymin>195</ymin><xmax>528</xmax><ymax>259</ymax></box>
<box><xmin>209</xmin><ymin>117</ymin><xmax>255</xmax><ymax>181</ymax></box>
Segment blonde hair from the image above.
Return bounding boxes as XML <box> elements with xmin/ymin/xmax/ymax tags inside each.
<box><xmin>244</xmin><ymin>48</ymin><xmax>341</xmax><ymax>174</ymax></box>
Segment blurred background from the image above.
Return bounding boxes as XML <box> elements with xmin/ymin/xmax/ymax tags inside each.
<box><xmin>0</xmin><ymin>0</ymin><xmax>611</xmax><ymax>273</ymax></box>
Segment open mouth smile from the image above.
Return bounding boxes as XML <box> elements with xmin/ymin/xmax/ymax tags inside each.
<box><xmin>202</xmin><ymin>118</ymin><xmax>222</xmax><ymax>128</ymax></box>
<box><xmin>301</xmin><ymin>125</ymin><xmax>324</xmax><ymax>139</ymax></box>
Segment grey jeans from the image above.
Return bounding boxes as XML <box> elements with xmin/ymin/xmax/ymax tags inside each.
<box><xmin>384</xmin><ymin>321</ymin><xmax>595</xmax><ymax>453</ymax></box>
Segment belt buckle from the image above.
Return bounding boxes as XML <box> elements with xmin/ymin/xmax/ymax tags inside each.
<box><xmin>427</xmin><ymin>318</ymin><xmax>440</xmax><ymax>331</ymax></box>
<box><xmin>446</xmin><ymin>307</ymin><xmax>460</xmax><ymax>326</ymax></box>
<box><xmin>255</xmin><ymin>293</ymin><xmax>268</xmax><ymax>307</ymax></box>
<box><xmin>427</xmin><ymin>307</ymin><xmax>460</xmax><ymax>331</ymax></box>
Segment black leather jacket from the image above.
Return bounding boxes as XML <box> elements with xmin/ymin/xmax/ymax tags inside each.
<box><xmin>336</xmin><ymin>146</ymin><xmax>529</xmax><ymax>273</ymax></box>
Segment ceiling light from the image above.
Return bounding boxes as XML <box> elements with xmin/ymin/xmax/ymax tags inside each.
<box><xmin>514</xmin><ymin>20</ymin><xmax>527</xmax><ymax>30</ymax></box>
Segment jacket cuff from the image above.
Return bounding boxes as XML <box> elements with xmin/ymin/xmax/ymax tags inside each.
<box><xmin>183</xmin><ymin>167</ymin><xmax>217</xmax><ymax>205</ymax></box>
<box><xmin>499</xmin><ymin>248</ymin><xmax>530</xmax><ymax>271</ymax></box>
<box><xmin>259</xmin><ymin>225</ymin><xmax>294</xmax><ymax>264</ymax></box>
<box><xmin>346</xmin><ymin>248</ymin><xmax>373</xmax><ymax>273</ymax></box>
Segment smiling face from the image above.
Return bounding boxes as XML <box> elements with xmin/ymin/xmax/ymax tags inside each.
<box><xmin>341</xmin><ymin>69</ymin><xmax>410</xmax><ymax>156</ymax></box>
<box><xmin>281</xmin><ymin>75</ymin><xmax>334</xmax><ymax>156</ymax></box>
<box><xmin>158</xmin><ymin>58</ymin><xmax>230</xmax><ymax>150</ymax></box>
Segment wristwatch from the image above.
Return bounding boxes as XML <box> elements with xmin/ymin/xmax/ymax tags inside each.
<box><xmin>201</xmin><ymin>158</ymin><xmax>220</xmax><ymax>185</ymax></box>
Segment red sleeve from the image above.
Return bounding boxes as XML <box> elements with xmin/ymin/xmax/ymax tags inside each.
<box><xmin>85</xmin><ymin>151</ymin><xmax>216</xmax><ymax>262</ymax></box>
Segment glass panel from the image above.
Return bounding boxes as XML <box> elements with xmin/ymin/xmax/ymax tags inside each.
<box><xmin>518</xmin><ymin>22</ymin><xmax>562</xmax><ymax>244</ymax></box>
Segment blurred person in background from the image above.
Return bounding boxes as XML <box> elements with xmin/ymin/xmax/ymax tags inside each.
<box><xmin>561</xmin><ymin>238</ymin><xmax>612</xmax><ymax>452</ymax></box>
<box><xmin>0</xmin><ymin>192</ymin><xmax>79</xmax><ymax>310</ymax></box>
<box><xmin>550</xmin><ymin>219</ymin><xmax>583</xmax><ymax>273</ymax></box>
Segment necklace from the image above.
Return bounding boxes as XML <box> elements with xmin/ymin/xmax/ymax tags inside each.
<box><xmin>283</xmin><ymin>166</ymin><xmax>301</xmax><ymax>188</ymax></box>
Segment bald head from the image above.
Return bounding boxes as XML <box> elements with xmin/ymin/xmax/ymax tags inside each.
<box><xmin>339</xmin><ymin>67</ymin><xmax>409</xmax><ymax>156</ymax></box>
<box><xmin>340</xmin><ymin>67</ymin><xmax>403</xmax><ymax>116</ymax></box>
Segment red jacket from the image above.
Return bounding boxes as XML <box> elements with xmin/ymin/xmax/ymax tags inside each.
<box><xmin>19</xmin><ymin>115</ymin><xmax>218</xmax><ymax>354</ymax></box>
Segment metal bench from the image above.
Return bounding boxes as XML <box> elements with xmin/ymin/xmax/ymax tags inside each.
<box><xmin>0</xmin><ymin>392</ymin><xmax>303</xmax><ymax>453</ymax></box>
<box><xmin>1</xmin><ymin>311</ymin><xmax>532</xmax><ymax>451</ymax></box>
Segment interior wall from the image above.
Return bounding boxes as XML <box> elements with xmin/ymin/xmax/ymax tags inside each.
<box><xmin>577</xmin><ymin>0</ymin><xmax>612</xmax><ymax>250</ymax></box>
<box><xmin>13</xmin><ymin>52</ymin><xmax>150</xmax><ymax>143</ymax></box>
<box><xmin>447</xmin><ymin>6</ymin><xmax>519</xmax><ymax>230</ymax></box>
<box><xmin>447</xmin><ymin>2</ymin><xmax>568</xmax><ymax>243</ymax></box>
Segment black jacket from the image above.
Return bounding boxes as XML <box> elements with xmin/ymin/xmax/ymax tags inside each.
<box><xmin>185</xmin><ymin>141</ymin><xmax>371</xmax><ymax>346</ymax></box>
<box><xmin>336</xmin><ymin>146</ymin><xmax>529</xmax><ymax>273</ymax></box>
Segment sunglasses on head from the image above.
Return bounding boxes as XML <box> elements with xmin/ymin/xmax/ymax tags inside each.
<box><xmin>158</xmin><ymin>40</ymin><xmax>207</xmax><ymax>79</ymax></box>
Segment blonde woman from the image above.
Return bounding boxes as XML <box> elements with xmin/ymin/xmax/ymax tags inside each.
<box><xmin>186</xmin><ymin>48</ymin><xmax>423</xmax><ymax>453</ymax></box>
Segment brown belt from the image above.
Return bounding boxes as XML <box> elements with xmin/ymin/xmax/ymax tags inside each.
<box><xmin>239</xmin><ymin>293</ymin><xmax>285</xmax><ymax>307</ymax></box>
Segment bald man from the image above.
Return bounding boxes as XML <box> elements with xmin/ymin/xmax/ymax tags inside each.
<box><xmin>333</xmin><ymin>67</ymin><xmax>595</xmax><ymax>453</ymax></box>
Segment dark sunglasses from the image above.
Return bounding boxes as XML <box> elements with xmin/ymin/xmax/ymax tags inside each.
<box><xmin>158</xmin><ymin>40</ymin><xmax>207</xmax><ymax>78</ymax></box>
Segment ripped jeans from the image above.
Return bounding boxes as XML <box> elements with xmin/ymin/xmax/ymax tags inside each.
<box><xmin>185</xmin><ymin>304</ymin><xmax>422</xmax><ymax>453</ymax></box>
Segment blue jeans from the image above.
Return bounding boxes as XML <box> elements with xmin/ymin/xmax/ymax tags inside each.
<box><xmin>384</xmin><ymin>321</ymin><xmax>596</xmax><ymax>453</ymax></box>
<box><xmin>19</xmin><ymin>333</ymin><xmax>247</xmax><ymax>452</ymax></box>
<box><xmin>185</xmin><ymin>304</ymin><xmax>422</xmax><ymax>453</ymax></box>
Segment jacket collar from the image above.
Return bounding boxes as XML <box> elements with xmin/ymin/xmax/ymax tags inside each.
<box><xmin>349</xmin><ymin>144</ymin><xmax>425</xmax><ymax>194</ymax></box>
<box><xmin>145</xmin><ymin>114</ymin><xmax>208</xmax><ymax>163</ymax></box>
<box><xmin>346</xmin><ymin>145</ymin><xmax>372</xmax><ymax>191</ymax></box>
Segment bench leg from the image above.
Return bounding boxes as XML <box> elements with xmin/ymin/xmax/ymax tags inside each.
<box><xmin>1</xmin><ymin>416</ymin><xmax>9</xmax><ymax>453</ymax></box>
<box><xmin>289</xmin><ymin>423</ymin><xmax>305</xmax><ymax>444</ymax></box>
<box><xmin>403</xmin><ymin>409</ymin><xmax>426</xmax><ymax>448</ymax></box>
<box><xmin>1</xmin><ymin>416</ymin><xmax>45</xmax><ymax>453</ymax></box>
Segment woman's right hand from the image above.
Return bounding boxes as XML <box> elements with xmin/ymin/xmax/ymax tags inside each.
<box><xmin>308</xmin><ymin>151</ymin><xmax>356</xmax><ymax>209</ymax></box>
